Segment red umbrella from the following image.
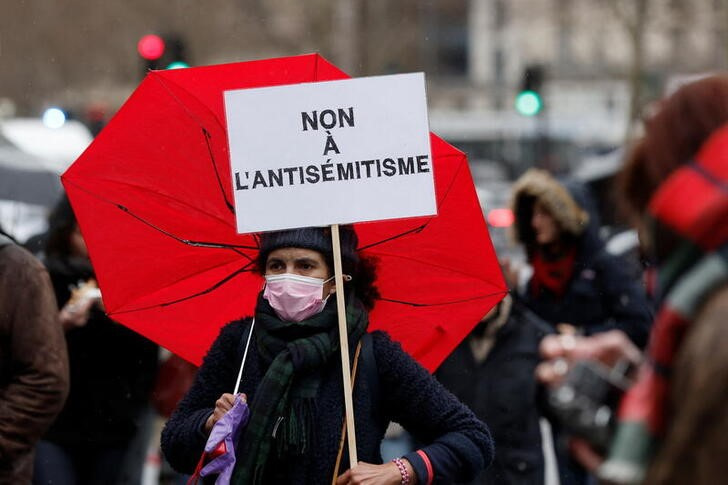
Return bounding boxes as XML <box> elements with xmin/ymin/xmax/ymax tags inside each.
<box><xmin>62</xmin><ymin>54</ymin><xmax>506</xmax><ymax>372</ymax></box>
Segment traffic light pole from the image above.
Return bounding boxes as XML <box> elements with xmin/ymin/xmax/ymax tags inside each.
<box><xmin>536</xmin><ymin>110</ymin><xmax>551</xmax><ymax>170</ymax></box>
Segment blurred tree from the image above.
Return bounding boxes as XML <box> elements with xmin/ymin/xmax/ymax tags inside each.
<box><xmin>603</xmin><ymin>0</ymin><xmax>650</xmax><ymax>141</ymax></box>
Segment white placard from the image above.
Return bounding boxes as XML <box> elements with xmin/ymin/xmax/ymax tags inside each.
<box><xmin>224</xmin><ymin>73</ymin><xmax>436</xmax><ymax>234</ymax></box>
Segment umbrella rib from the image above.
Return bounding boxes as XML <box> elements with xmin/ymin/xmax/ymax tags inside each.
<box><xmin>64</xmin><ymin>179</ymin><xmax>258</xmax><ymax>257</ymax></box>
<box><xmin>357</xmin><ymin>223</ymin><xmax>428</xmax><ymax>251</ymax></box>
<box><xmin>432</xmin><ymin>151</ymin><xmax>468</xmax><ymax>209</ymax></box>
<box><xmin>357</xmin><ymin>152</ymin><xmax>467</xmax><ymax>251</ymax></box>
<box><xmin>378</xmin><ymin>289</ymin><xmax>509</xmax><ymax>307</ymax></box>
<box><xmin>115</xmin><ymin>203</ymin><xmax>257</xmax><ymax>258</ymax></box>
<box><xmin>149</xmin><ymin>73</ymin><xmax>235</xmax><ymax>215</ymax></box>
<box><xmin>149</xmin><ymin>72</ymin><xmax>212</xmax><ymax>136</ymax></box>
<box><xmin>111</xmin><ymin>260</ymin><xmax>257</xmax><ymax>315</ymax></box>
<box><xmin>67</xmin><ymin>172</ymin><xmax>236</xmax><ymax>230</ymax></box>
<box><xmin>202</xmin><ymin>127</ymin><xmax>236</xmax><ymax>214</ymax></box>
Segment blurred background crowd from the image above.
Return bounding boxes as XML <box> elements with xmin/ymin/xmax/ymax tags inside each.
<box><xmin>2</xmin><ymin>1</ymin><xmax>727</xmax><ymax>484</ymax></box>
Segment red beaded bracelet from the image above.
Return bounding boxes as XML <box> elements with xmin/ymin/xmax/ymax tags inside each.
<box><xmin>391</xmin><ymin>457</ymin><xmax>411</xmax><ymax>485</ymax></box>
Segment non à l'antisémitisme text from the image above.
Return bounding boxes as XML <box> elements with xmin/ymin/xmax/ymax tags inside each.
<box><xmin>234</xmin><ymin>154</ymin><xmax>430</xmax><ymax>191</ymax></box>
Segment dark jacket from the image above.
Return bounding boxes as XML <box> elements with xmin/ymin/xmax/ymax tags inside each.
<box><xmin>162</xmin><ymin>318</ymin><xmax>494</xmax><ymax>484</ymax></box>
<box><xmin>0</xmin><ymin>238</ymin><xmax>69</xmax><ymax>483</ymax></box>
<box><xmin>524</xmin><ymin>241</ymin><xmax>652</xmax><ymax>348</ymax></box>
<box><xmin>511</xmin><ymin>169</ymin><xmax>652</xmax><ymax>348</ymax></box>
<box><xmin>42</xmin><ymin>256</ymin><xmax>158</xmax><ymax>447</ymax></box>
<box><xmin>437</xmin><ymin>299</ymin><xmax>549</xmax><ymax>485</ymax></box>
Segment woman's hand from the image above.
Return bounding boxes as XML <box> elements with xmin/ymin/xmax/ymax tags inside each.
<box><xmin>535</xmin><ymin>330</ymin><xmax>642</xmax><ymax>472</ymax></box>
<box><xmin>204</xmin><ymin>393</ymin><xmax>246</xmax><ymax>434</ymax></box>
<box><xmin>336</xmin><ymin>460</ymin><xmax>416</xmax><ymax>485</ymax></box>
<box><xmin>59</xmin><ymin>279</ymin><xmax>103</xmax><ymax>331</ymax></box>
<box><xmin>59</xmin><ymin>297</ymin><xmax>95</xmax><ymax>330</ymax></box>
<box><xmin>536</xmin><ymin>329</ymin><xmax>642</xmax><ymax>387</ymax></box>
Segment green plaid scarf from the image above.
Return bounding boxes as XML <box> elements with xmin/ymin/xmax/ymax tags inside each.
<box><xmin>600</xmin><ymin>243</ymin><xmax>728</xmax><ymax>483</ymax></box>
<box><xmin>232</xmin><ymin>292</ymin><xmax>368</xmax><ymax>485</ymax></box>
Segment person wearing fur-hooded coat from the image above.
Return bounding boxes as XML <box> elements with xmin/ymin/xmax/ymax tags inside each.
<box><xmin>510</xmin><ymin>169</ymin><xmax>651</xmax><ymax>348</ymax></box>
<box><xmin>510</xmin><ymin>169</ymin><xmax>652</xmax><ymax>485</ymax></box>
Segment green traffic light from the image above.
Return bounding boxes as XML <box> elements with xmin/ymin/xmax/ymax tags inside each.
<box><xmin>515</xmin><ymin>90</ymin><xmax>542</xmax><ymax>116</ymax></box>
<box><xmin>166</xmin><ymin>61</ymin><xmax>190</xmax><ymax>69</ymax></box>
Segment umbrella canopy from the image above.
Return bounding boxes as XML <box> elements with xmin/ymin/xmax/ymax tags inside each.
<box><xmin>62</xmin><ymin>54</ymin><xmax>506</xmax><ymax>372</ymax></box>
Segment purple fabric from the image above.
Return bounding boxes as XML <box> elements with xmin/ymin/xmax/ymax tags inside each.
<box><xmin>200</xmin><ymin>394</ymin><xmax>250</xmax><ymax>484</ymax></box>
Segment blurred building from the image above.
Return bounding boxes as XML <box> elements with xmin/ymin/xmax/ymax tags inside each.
<box><xmin>432</xmin><ymin>0</ymin><xmax>727</xmax><ymax>172</ymax></box>
<box><xmin>1</xmin><ymin>0</ymin><xmax>725</xmax><ymax>173</ymax></box>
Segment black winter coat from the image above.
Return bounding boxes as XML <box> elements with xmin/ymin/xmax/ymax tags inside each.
<box><xmin>43</xmin><ymin>256</ymin><xmax>159</xmax><ymax>447</ymax></box>
<box><xmin>524</xmin><ymin>241</ymin><xmax>652</xmax><ymax>348</ymax></box>
<box><xmin>161</xmin><ymin>318</ymin><xmax>494</xmax><ymax>484</ymax></box>
<box><xmin>437</xmin><ymin>301</ymin><xmax>549</xmax><ymax>485</ymax></box>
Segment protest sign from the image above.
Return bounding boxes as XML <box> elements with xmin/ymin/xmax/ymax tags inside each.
<box><xmin>224</xmin><ymin>72</ymin><xmax>435</xmax><ymax>234</ymax></box>
<box><xmin>225</xmin><ymin>72</ymin><xmax>436</xmax><ymax>466</ymax></box>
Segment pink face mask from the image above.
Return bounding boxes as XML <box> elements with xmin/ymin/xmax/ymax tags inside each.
<box><xmin>263</xmin><ymin>273</ymin><xmax>334</xmax><ymax>322</ymax></box>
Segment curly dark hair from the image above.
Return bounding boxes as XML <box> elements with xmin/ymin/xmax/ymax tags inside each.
<box><xmin>323</xmin><ymin>252</ymin><xmax>380</xmax><ymax>311</ymax></box>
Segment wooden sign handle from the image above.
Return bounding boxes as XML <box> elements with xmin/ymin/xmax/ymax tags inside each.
<box><xmin>331</xmin><ymin>224</ymin><xmax>358</xmax><ymax>466</ymax></box>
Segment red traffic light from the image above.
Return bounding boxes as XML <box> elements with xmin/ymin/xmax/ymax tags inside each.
<box><xmin>137</xmin><ymin>34</ymin><xmax>165</xmax><ymax>60</ymax></box>
<box><xmin>487</xmin><ymin>208</ymin><xmax>514</xmax><ymax>228</ymax></box>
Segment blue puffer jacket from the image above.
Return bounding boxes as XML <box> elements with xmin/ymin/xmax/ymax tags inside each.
<box><xmin>161</xmin><ymin>318</ymin><xmax>493</xmax><ymax>484</ymax></box>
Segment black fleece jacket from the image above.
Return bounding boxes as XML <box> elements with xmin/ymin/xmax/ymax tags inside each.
<box><xmin>161</xmin><ymin>318</ymin><xmax>493</xmax><ymax>484</ymax></box>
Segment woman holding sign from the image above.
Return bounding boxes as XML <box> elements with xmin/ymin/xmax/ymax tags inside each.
<box><xmin>161</xmin><ymin>225</ymin><xmax>493</xmax><ymax>484</ymax></box>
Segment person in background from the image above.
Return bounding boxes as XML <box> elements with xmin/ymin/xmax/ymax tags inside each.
<box><xmin>162</xmin><ymin>226</ymin><xmax>493</xmax><ymax>484</ymax></box>
<box><xmin>509</xmin><ymin>169</ymin><xmax>652</xmax><ymax>349</ymax></box>
<box><xmin>508</xmin><ymin>170</ymin><xmax>652</xmax><ymax>485</ymax></box>
<box><xmin>436</xmin><ymin>294</ymin><xmax>552</xmax><ymax>485</ymax></box>
<box><xmin>539</xmin><ymin>75</ymin><xmax>728</xmax><ymax>485</ymax></box>
<box><xmin>32</xmin><ymin>196</ymin><xmax>159</xmax><ymax>485</ymax></box>
<box><xmin>0</xmin><ymin>227</ymin><xmax>69</xmax><ymax>484</ymax></box>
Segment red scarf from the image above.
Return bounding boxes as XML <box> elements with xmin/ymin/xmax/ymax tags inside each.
<box><xmin>529</xmin><ymin>247</ymin><xmax>577</xmax><ymax>297</ymax></box>
<box><xmin>600</xmin><ymin>125</ymin><xmax>728</xmax><ymax>483</ymax></box>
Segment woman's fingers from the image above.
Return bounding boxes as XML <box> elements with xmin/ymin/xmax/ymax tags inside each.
<box><xmin>335</xmin><ymin>469</ymin><xmax>350</xmax><ymax>484</ymax></box>
<box><xmin>538</xmin><ymin>330</ymin><xmax>642</xmax><ymax>386</ymax></box>
<box><xmin>540</xmin><ymin>334</ymin><xmax>569</xmax><ymax>359</ymax></box>
<box><xmin>206</xmin><ymin>393</ymin><xmax>241</xmax><ymax>433</ymax></box>
<box><xmin>590</xmin><ymin>330</ymin><xmax>642</xmax><ymax>367</ymax></box>
<box><xmin>337</xmin><ymin>462</ymin><xmax>403</xmax><ymax>484</ymax></box>
<box><xmin>217</xmin><ymin>393</ymin><xmax>235</xmax><ymax>411</ymax></box>
<box><xmin>215</xmin><ymin>393</ymin><xmax>243</xmax><ymax>418</ymax></box>
<box><xmin>536</xmin><ymin>359</ymin><xmax>568</xmax><ymax>387</ymax></box>
<box><xmin>540</xmin><ymin>330</ymin><xmax>635</xmax><ymax>363</ymax></box>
